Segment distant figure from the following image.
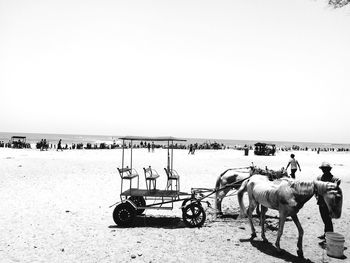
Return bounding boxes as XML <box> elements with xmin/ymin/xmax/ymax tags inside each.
<box><xmin>285</xmin><ymin>154</ymin><xmax>301</xmax><ymax>179</ymax></box>
<box><xmin>43</xmin><ymin>139</ymin><xmax>47</xmax><ymax>150</ymax></box>
<box><xmin>57</xmin><ymin>139</ymin><xmax>63</xmax><ymax>151</ymax></box>
<box><xmin>316</xmin><ymin>162</ymin><xmax>340</xmax><ymax>240</ymax></box>
<box><xmin>151</xmin><ymin>142</ymin><xmax>155</xmax><ymax>152</ymax></box>
<box><xmin>188</xmin><ymin>144</ymin><xmax>193</xmax><ymax>154</ymax></box>
<box><xmin>40</xmin><ymin>139</ymin><xmax>44</xmax><ymax>151</ymax></box>
<box><xmin>243</xmin><ymin>144</ymin><xmax>249</xmax><ymax>156</ymax></box>
<box><xmin>147</xmin><ymin>143</ymin><xmax>151</xmax><ymax>152</ymax></box>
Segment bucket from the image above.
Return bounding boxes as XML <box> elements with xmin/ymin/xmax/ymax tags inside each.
<box><xmin>325</xmin><ymin>232</ymin><xmax>345</xmax><ymax>258</ymax></box>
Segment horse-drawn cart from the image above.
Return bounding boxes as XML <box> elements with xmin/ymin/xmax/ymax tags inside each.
<box><xmin>110</xmin><ymin>136</ymin><xmax>292</xmax><ymax>228</ymax></box>
<box><xmin>111</xmin><ymin>136</ymin><xmax>211</xmax><ymax>228</ymax></box>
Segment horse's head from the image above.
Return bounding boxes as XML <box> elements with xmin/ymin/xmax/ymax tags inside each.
<box><xmin>323</xmin><ymin>180</ymin><xmax>343</xmax><ymax>219</ymax></box>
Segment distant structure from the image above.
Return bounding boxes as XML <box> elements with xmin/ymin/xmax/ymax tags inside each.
<box><xmin>254</xmin><ymin>142</ymin><xmax>276</xmax><ymax>156</ymax></box>
<box><xmin>10</xmin><ymin>136</ymin><xmax>30</xmax><ymax>149</ymax></box>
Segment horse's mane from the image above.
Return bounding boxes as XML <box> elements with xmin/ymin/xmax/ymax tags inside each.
<box><xmin>291</xmin><ymin>180</ymin><xmax>332</xmax><ymax>196</ymax></box>
<box><xmin>290</xmin><ymin>181</ymin><xmax>315</xmax><ymax>195</ymax></box>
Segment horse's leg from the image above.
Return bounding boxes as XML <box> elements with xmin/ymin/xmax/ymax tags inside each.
<box><xmin>215</xmin><ymin>188</ymin><xmax>223</xmax><ymax>216</ymax></box>
<box><xmin>237</xmin><ymin>180</ymin><xmax>248</xmax><ymax>218</ymax></box>
<box><xmin>256</xmin><ymin>205</ymin><xmax>261</xmax><ymax>217</ymax></box>
<box><xmin>291</xmin><ymin>215</ymin><xmax>304</xmax><ymax>258</ymax></box>
<box><xmin>260</xmin><ymin>205</ymin><xmax>268</xmax><ymax>242</ymax></box>
<box><xmin>215</xmin><ymin>187</ymin><xmax>230</xmax><ymax>216</ymax></box>
<box><xmin>275</xmin><ymin>211</ymin><xmax>287</xmax><ymax>252</ymax></box>
<box><xmin>256</xmin><ymin>205</ymin><xmax>262</xmax><ymax>225</ymax></box>
<box><xmin>247</xmin><ymin>198</ymin><xmax>258</xmax><ymax>239</ymax></box>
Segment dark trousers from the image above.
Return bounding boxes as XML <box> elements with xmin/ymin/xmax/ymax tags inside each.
<box><xmin>290</xmin><ymin>169</ymin><xmax>297</xmax><ymax>179</ymax></box>
<box><xmin>319</xmin><ymin>205</ymin><xmax>333</xmax><ymax>233</ymax></box>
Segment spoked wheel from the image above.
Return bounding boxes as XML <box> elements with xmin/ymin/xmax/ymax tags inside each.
<box><xmin>113</xmin><ymin>202</ymin><xmax>136</xmax><ymax>227</ymax></box>
<box><xmin>181</xmin><ymin>198</ymin><xmax>194</xmax><ymax>208</ymax></box>
<box><xmin>182</xmin><ymin>202</ymin><xmax>206</xmax><ymax>228</ymax></box>
<box><xmin>128</xmin><ymin>196</ymin><xmax>146</xmax><ymax>215</ymax></box>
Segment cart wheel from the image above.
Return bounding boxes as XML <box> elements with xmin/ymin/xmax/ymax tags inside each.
<box><xmin>182</xmin><ymin>202</ymin><xmax>206</xmax><ymax>228</ymax></box>
<box><xmin>181</xmin><ymin>198</ymin><xmax>198</xmax><ymax>209</ymax></box>
<box><xmin>128</xmin><ymin>196</ymin><xmax>146</xmax><ymax>215</ymax></box>
<box><xmin>113</xmin><ymin>202</ymin><xmax>136</xmax><ymax>227</ymax></box>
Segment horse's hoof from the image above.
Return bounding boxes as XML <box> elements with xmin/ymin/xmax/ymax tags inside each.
<box><xmin>297</xmin><ymin>250</ymin><xmax>304</xmax><ymax>258</ymax></box>
<box><xmin>251</xmin><ymin>233</ymin><xmax>257</xmax><ymax>240</ymax></box>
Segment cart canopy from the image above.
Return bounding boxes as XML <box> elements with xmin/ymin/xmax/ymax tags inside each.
<box><xmin>11</xmin><ymin>136</ymin><xmax>26</xmax><ymax>141</ymax></box>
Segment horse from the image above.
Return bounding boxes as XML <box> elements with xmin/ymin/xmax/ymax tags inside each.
<box><xmin>215</xmin><ymin>166</ymin><xmax>288</xmax><ymax>217</ymax></box>
<box><xmin>237</xmin><ymin>175</ymin><xmax>343</xmax><ymax>258</ymax></box>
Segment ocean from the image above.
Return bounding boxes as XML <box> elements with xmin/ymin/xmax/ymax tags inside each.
<box><xmin>0</xmin><ymin>132</ymin><xmax>349</xmax><ymax>149</ymax></box>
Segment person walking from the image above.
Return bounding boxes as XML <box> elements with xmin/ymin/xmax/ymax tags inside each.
<box><xmin>188</xmin><ymin>144</ymin><xmax>193</xmax><ymax>154</ymax></box>
<box><xmin>285</xmin><ymin>154</ymin><xmax>301</xmax><ymax>179</ymax></box>
<box><xmin>57</xmin><ymin>139</ymin><xmax>63</xmax><ymax>151</ymax></box>
<box><xmin>316</xmin><ymin>162</ymin><xmax>340</xmax><ymax>240</ymax></box>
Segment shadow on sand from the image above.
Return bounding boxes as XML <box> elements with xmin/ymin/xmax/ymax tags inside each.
<box><xmin>109</xmin><ymin>215</ymin><xmax>187</xmax><ymax>229</ymax></box>
<box><xmin>239</xmin><ymin>238</ymin><xmax>314</xmax><ymax>263</ymax></box>
<box><xmin>217</xmin><ymin>213</ymin><xmax>239</xmax><ymax>220</ymax></box>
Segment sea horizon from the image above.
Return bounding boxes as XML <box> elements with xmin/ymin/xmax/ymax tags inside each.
<box><xmin>1</xmin><ymin>131</ymin><xmax>349</xmax><ymax>149</ymax></box>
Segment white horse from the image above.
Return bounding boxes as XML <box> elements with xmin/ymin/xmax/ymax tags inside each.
<box><xmin>215</xmin><ymin>166</ymin><xmax>288</xmax><ymax>217</ymax></box>
<box><xmin>237</xmin><ymin>175</ymin><xmax>343</xmax><ymax>258</ymax></box>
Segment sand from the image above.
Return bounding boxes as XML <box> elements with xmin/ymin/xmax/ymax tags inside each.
<box><xmin>0</xmin><ymin>148</ymin><xmax>349</xmax><ymax>263</ymax></box>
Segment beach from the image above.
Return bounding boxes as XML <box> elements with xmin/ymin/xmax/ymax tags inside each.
<box><xmin>0</xmin><ymin>148</ymin><xmax>349</xmax><ymax>263</ymax></box>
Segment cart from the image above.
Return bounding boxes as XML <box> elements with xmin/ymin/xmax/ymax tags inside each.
<box><xmin>10</xmin><ymin>136</ymin><xmax>29</xmax><ymax>149</ymax></box>
<box><xmin>254</xmin><ymin>142</ymin><xmax>276</xmax><ymax>156</ymax></box>
<box><xmin>111</xmin><ymin>136</ymin><xmax>215</xmax><ymax>228</ymax></box>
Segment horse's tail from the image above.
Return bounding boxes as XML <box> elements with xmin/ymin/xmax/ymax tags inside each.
<box><xmin>237</xmin><ymin>177</ymin><xmax>250</xmax><ymax>217</ymax></box>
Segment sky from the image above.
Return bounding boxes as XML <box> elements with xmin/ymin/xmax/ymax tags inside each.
<box><xmin>0</xmin><ymin>0</ymin><xmax>350</xmax><ymax>143</ymax></box>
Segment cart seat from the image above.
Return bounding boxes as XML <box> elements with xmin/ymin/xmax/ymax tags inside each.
<box><xmin>164</xmin><ymin>168</ymin><xmax>180</xmax><ymax>192</ymax></box>
<box><xmin>143</xmin><ymin>166</ymin><xmax>160</xmax><ymax>191</ymax></box>
<box><xmin>118</xmin><ymin>168</ymin><xmax>139</xmax><ymax>179</ymax></box>
<box><xmin>118</xmin><ymin>167</ymin><xmax>139</xmax><ymax>192</ymax></box>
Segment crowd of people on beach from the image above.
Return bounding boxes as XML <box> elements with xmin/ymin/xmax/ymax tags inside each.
<box><xmin>279</xmin><ymin>145</ymin><xmax>350</xmax><ymax>153</ymax></box>
<box><xmin>0</xmin><ymin>140</ymin><xmax>31</xmax><ymax>149</ymax></box>
<box><xmin>0</xmin><ymin>138</ymin><xmax>349</xmax><ymax>153</ymax></box>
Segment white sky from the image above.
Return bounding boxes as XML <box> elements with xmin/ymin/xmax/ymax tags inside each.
<box><xmin>1</xmin><ymin>0</ymin><xmax>349</xmax><ymax>143</ymax></box>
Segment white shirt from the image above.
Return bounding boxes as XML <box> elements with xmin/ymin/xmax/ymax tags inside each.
<box><xmin>289</xmin><ymin>158</ymin><xmax>299</xmax><ymax>169</ymax></box>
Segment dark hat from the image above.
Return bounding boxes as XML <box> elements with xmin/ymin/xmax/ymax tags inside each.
<box><xmin>319</xmin><ymin>162</ymin><xmax>332</xmax><ymax>169</ymax></box>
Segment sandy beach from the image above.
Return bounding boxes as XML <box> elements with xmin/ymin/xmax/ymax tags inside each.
<box><xmin>0</xmin><ymin>148</ymin><xmax>349</xmax><ymax>263</ymax></box>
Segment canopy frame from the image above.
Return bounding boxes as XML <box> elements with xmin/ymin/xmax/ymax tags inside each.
<box><xmin>119</xmin><ymin>136</ymin><xmax>186</xmax><ymax>173</ymax></box>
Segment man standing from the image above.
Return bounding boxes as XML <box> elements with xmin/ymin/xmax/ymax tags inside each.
<box><xmin>316</xmin><ymin>162</ymin><xmax>340</xmax><ymax>240</ymax></box>
<box><xmin>286</xmin><ymin>154</ymin><xmax>301</xmax><ymax>179</ymax></box>
<box><xmin>57</xmin><ymin>139</ymin><xmax>63</xmax><ymax>151</ymax></box>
